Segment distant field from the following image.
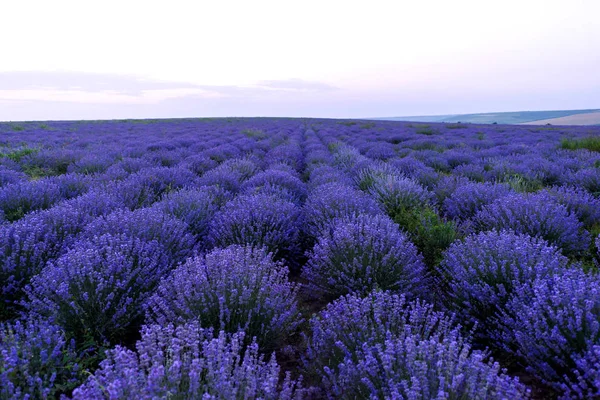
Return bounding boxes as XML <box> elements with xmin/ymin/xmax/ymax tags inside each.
<box><xmin>376</xmin><ymin>109</ymin><xmax>600</xmax><ymax>125</ymax></box>
<box><xmin>521</xmin><ymin>111</ymin><xmax>600</xmax><ymax>126</ymax></box>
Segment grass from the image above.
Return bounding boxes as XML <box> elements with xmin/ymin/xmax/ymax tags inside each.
<box><xmin>337</xmin><ymin>121</ymin><xmax>356</xmax><ymax>127</ymax></box>
<box><xmin>241</xmin><ymin>128</ymin><xmax>267</xmax><ymax>139</ymax></box>
<box><xmin>360</xmin><ymin>122</ymin><xmax>376</xmax><ymax>129</ymax></box>
<box><xmin>0</xmin><ymin>145</ymin><xmax>39</xmax><ymax>162</ymax></box>
<box><xmin>413</xmin><ymin>124</ymin><xmax>439</xmax><ymax>135</ymax></box>
<box><xmin>445</xmin><ymin>123</ymin><xmax>468</xmax><ymax>129</ymax></box>
<box><xmin>560</xmin><ymin>136</ymin><xmax>600</xmax><ymax>152</ymax></box>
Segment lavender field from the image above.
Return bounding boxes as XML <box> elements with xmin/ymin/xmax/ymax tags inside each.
<box><xmin>1</xmin><ymin>117</ymin><xmax>600</xmax><ymax>399</ymax></box>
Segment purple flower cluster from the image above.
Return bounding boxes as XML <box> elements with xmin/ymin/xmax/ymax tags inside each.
<box><xmin>25</xmin><ymin>234</ymin><xmax>170</xmax><ymax>343</ymax></box>
<box><xmin>151</xmin><ymin>187</ymin><xmax>219</xmax><ymax>246</ymax></box>
<box><xmin>472</xmin><ymin>192</ymin><xmax>590</xmax><ymax>256</ymax></box>
<box><xmin>545</xmin><ymin>185</ymin><xmax>600</xmax><ymax>228</ymax></box>
<box><xmin>495</xmin><ymin>268</ymin><xmax>600</xmax><ymax>396</ymax></box>
<box><xmin>303</xmin><ymin>291</ymin><xmax>459</xmax><ymax>380</ymax></box>
<box><xmin>327</xmin><ymin>331</ymin><xmax>528</xmax><ymax>399</ymax></box>
<box><xmin>82</xmin><ymin>207</ymin><xmax>197</xmax><ymax>265</ymax></box>
<box><xmin>72</xmin><ymin>321</ymin><xmax>303</xmax><ymax>399</ymax></box>
<box><xmin>367</xmin><ymin>174</ymin><xmax>435</xmax><ymax>216</ymax></box>
<box><xmin>443</xmin><ymin>181</ymin><xmax>513</xmax><ymax>221</ymax></box>
<box><xmin>145</xmin><ymin>245</ymin><xmax>301</xmax><ymax>349</ymax></box>
<box><xmin>0</xmin><ymin>317</ymin><xmax>79</xmax><ymax>399</ymax></box>
<box><xmin>438</xmin><ymin>230</ymin><xmax>568</xmax><ymax>342</ymax></box>
<box><xmin>302</xmin><ymin>182</ymin><xmax>382</xmax><ymax>240</ymax></box>
<box><xmin>303</xmin><ymin>214</ymin><xmax>429</xmax><ymax>300</ymax></box>
<box><xmin>207</xmin><ymin>193</ymin><xmax>302</xmax><ymax>264</ymax></box>
<box><xmin>241</xmin><ymin>169</ymin><xmax>307</xmax><ymax>204</ymax></box>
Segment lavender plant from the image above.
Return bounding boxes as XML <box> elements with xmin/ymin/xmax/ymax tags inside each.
<box><xmin>82</xmin><ymin>207</ymin><xmax>196</xmax><ymax>265</ymax></box>
<box><xmin>145</xmin><ymin>245</ymin><xmax>302</xmax><ymax>349</ymax></box>
<box><xmin>303</xmin><ymin>291</ymin><xmax>479</xmax><ymax>397</ymax></box>
<box><xmin>443</xmin><ymin>181</ymin><xmax>513</xmax><ymax>221</ymax></box>
<box><xmin>494</xmin><ymin>268</ymin><xmax>600</xmax><ymax>396</ymax></box>
<box><xmin>0</xmin><ymin>317</ymin><xmax>80</xmax><ymax>399</ymax></box>
<box><xmin>25</xmin><ymin>234</ymin><xmax>170</xmax><ymax>344</ymax></box>
<box><xmin>303</xmin><ymin>214</ymin><xmax>429</xmax><ymax>300</ymax></box>
<box><xmin>302</xmin><ymin>182</ymin><xmax>382</xmax><ymax>240</ymax></box>
<box><xmin>546</xmin><ymin>185</ymin><xmax>600</xmax><ymax>228</ymax></box>
<box><xmin>71</xmin><ymin>322</ymin><xmax>303</xmax><ymax>399</ymax></box>
<box><xmin>207</xmin><ymin>193</ymin><xmax>302</xmax><ymax>265</ymax></box>
<box><xmin>472</xmin><ymin>192</ymin><xmax>591</xmax><ymax>257</ymax></box>
<box><xmin>151</xmin><ymin>187</ymin><xmax>219</xmax><ymax>245</ymax></box>
<box><xmin>241</xmin><ymin>169</ymin><xmax>307</xmax><ymax>204</ymax></box>
<box><xmin>327</xmin><ymin>332</ymin><xmax>529</xmax><ymax>399</ymax></box>
<box><xmin>438</xmin><ymin>230</ymin><xmax>568</xmax><ymax>343</ymax></box>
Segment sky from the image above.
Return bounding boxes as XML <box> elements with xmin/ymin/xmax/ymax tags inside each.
<box><xmin>1</xmin><ymin>0</ymin><xmax>599</xmax><ymax>121</ymax></box>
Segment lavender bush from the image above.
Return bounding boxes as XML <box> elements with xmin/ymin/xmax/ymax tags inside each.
<box><xmin>25</xmin><ymin>234</ymin><xmax>170</xmax><ymax>344</ymax></box>
<box><xmin>302</xmin><ymin>182</ymin><xmax>382</xmax><ymax>240</ymax></box>
<box><xmin>546</xmin><ymin>185</ymin><xmax>600</xmax><ymax>228</ymax></box>
<box><xmin>442</xmin><ymin>181</ymin><xmax>513</xmax><ymax>221</ymax></box>
<box><xmin>0</xmin><ymin>317</ymin><xmax>80</xmax><ymax>399</ymax></box>
<box><xmin>151</xmin><ymin>187</ymin><xmax>219</xmax><ymax>246</ymax></box>
<box><xmin>207</xmin><ymin>193</ymin><xmax>302</xmax><ymax>264</ymax></box>
<box><xmin>71</xmin><ymin>322</ymin><xmax>303</xmax><ymax>399</ymax></box>
<box><xmin>495</xmin><ymin>268</ymin><xmax>600</xmax><ymax>396</ymax></box>
<box><xmin>327</xmin><ymin>332</ymin><xmax>529</xmax><ymax>399</ymax></box>
<box><xmin>472</xmin><ymin>192</ymin><xmax>591</xmax><ymax>257</ymax></box>
<box><xmin>303</xmin><ymin>214</ymin><xmax>429</xmax><ymax>300</ymax></box>
<box><xmin>145</xmin><ymin>245</ymin><xmax>301</xmax><ymax>349</ymax></box>
<box><xmin>438</xmin><ymin>230</ymin><xmax>568</xmax><ymax>343</ymax></box>
<box><xmin>82</xmin><ymin>207</ymin><xmax>196</xmax><ymax>265</ymax></box>
<box><xmin>303</xmin><ymin>291</ymin><xmax>460</xmax><ymax>381</ymax></box>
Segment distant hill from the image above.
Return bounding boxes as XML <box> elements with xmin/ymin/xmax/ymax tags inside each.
<box><xmin>374</xmin><ymin>109</ymin><xmax>600</xmax><ymax>125</ymax></box>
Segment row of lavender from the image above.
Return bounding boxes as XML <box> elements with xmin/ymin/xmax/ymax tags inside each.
<box><xmin>0</xmin><ymin>118</ymin><xmax>599</xmax><ymax>399</ymax></box>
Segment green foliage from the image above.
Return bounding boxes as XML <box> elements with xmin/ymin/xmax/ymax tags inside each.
<box><xmin>11</xmin><ymin>124</ymin><xmax>25</xmax><ymax>131</ymax></box>
<box><xmin>360</xmin><ymin>122</ymin><xmax>376</xmax><ymax>129</ymax></box>
<box><xmin>504</xmin><ymin>174</ymin><xmax>543</xmax><ymax>193</ymax></box>
<box><xmin>337</xmin><ymin>121</ymin><xmax>356</xmax><ymax>127</ymax></box>
<box><xmin>445</xmin><ymin>123</ymin><xmax>468</xmax><ymax>129</ymax></box>
<box><xmin>561</xmin><ymin>136</ymin><xmax>600</xmax><ymax>152</ymax></box>
<box><xmin>414</xmin><ymin>124</ymin><xmax>438</xmax><ymax>135</ymax></box>
<box><xmin>476</xmin><ymin>132</ymin><xmax>485</xmax><ymax>140</ymax></box>
<box><xmin>391</xmin><ymin>206</ymin><xmax>458</xmax><ymax>268</ymax></box>
<box><xmin>240</xmin><ymin>128</ymin><xmax>267</xmax><ymax>139</ymax></box>
<box><xmin>0</xmin><ymin>146</ymin><xmax>39</xmax><ymax>163</ymax></box>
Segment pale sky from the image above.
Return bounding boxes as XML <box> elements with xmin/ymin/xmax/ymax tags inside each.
<box><xmin>1</xmin><ymin>0</ymin><xmax>599</xmax><ymax>121</ymax></box>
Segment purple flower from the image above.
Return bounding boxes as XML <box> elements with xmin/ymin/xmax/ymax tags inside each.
<box><xmin>443</xmin><ymin>181</ymin><xmax>513</xmax><ymax>221</ymax></box>
<box><xmin>151</xmin><ymin>187</ymin><xmax>219</xmax><ymax>247</ymax></box>
<box><xmin>25</xmin><ymin>233</ymin><xmax>171</xmax><ymax>343</ymax></box>
<box><xmin>0</xmin><ymin>317</ymin><xmax>80</xmax><ymax>399</ymax></box>
<box><xmin>145</xmin><ymin>245</ymin><xmax>301</xmax><ymax>350</ymax></box>
<box><xmin>328</xmin><ymin>332</ymin><xmax>528</xmax><ymax>399</ymax></box>
<box><xmin>472</xmin><ymin>192</ymin><xmax>591</xmax><ymax>257</ymax></box>
<box><xmin>496</xmin><ymin>268</ymin><xmax>600</xmax><ymax>395</ymax></box>
<box><xmin>438</xmin><ymin>230</ymin><xmax>568</xmax><ymax>343</ymax></box>
<box><xmin>241</xmin><ymin>169</ymin><xmax>307</xmax><ymax>204</ymax></box>
<box><xmin>81</xmin><ymin>207</ymin><xmax>196</xmax><ymax>266</ymax></box>
<box><xmin>545</xmin><ymin>185</ymin><xmax>600</xmax><ymax>228</ymax></box>
<box><xmin>71</xmin><ymin>322</ymin><xmax>303</xmax><ymax>399</ymax></box>
<box><xmin>303</xmin><ymin>214</ymin><xmax>429</xmax><ymax>300</ymax></box>
<box><xmin>304</xmin><ymin>291</ymin><xmax>482</xmax><ymax>397</ymax></box>
<box><xmin>207</xmin><ymin>194</ymin><xmax>302</xmax><ymax>265</ymax></box>
<box><xmin>302</xmin><ymin>182</ymin><xmax>383</xmax><ymax>240</ymax></box>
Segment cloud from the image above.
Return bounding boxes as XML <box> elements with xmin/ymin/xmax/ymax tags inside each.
<box><xmin>0</xmin><ymin>71</ymin><xmax>339</xmax><ymax>112</ymax></box>
<box><xmin>0</xmin><ymin>71</ymin><xmax>203</xmax><ymax>95</ymax></box>
<box><xmin>257</xmin><ymin>78</ymin><xmax>338</xmax><ymax>92</ymax></box>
